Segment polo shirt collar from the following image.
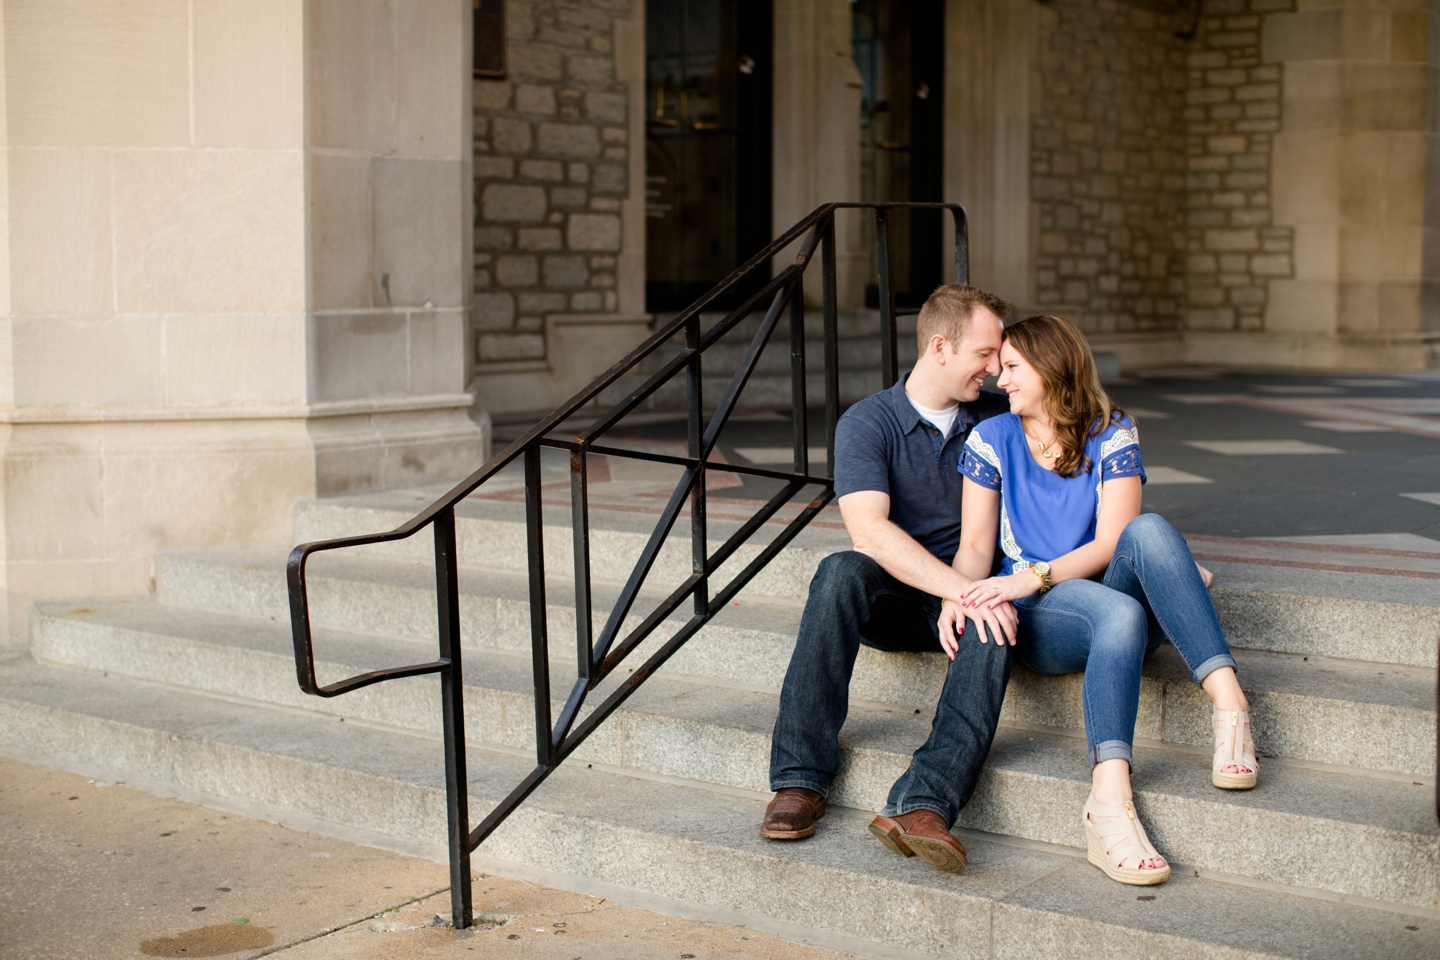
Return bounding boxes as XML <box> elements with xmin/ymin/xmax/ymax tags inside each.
<box><xmin>887</xmin><ymin>372</ymin><xmax>976</xmax><ymax>439</ymax></box>
<box><xmin>888</xmin><ymin>374</ymin><xmax>925</xmax><ymax>434</ymax></box>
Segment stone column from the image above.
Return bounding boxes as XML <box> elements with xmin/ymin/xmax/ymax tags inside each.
<box><xmin>1427</xmin><ymin>0</ymin><xmax>1440</xmax><ymax>360</ymax></box>
<box><xmin>0</xmin><ymin>0</ymin><xmax>484</xmax><ymax>646</ymax></box>
<box><xmin>946</xmin><ymin>0</ymin><xmax>1043</xmax><ymax>309</ymax></box>
<box><xmin>771</xmin><ymin>0</ymin><xmax>866</xmax><ymax>308</ymax></box>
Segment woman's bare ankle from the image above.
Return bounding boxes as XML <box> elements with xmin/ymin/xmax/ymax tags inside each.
<box><xmin>1090</xmin><ymin>759</ymin><xmax>1133</xmax><ymax>805</ymax></box>
<box><xmin>1212</xmin><ymin>692</ymin><xmax>1249</xmax><ymax>712</ymax></box>
<box><xmin>1203</xmin><ymin>667</ymin><xmax>1249</xmax><ymax>713</ymax></box>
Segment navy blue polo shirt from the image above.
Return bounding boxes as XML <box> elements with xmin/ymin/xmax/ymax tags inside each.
<box><xmin>833</xmin><ymin>375</ymin><xmax>1010</xmax><ymax>564</ymax></box>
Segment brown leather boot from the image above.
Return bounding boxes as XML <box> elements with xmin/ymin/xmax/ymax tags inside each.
<box><xmin>869</xmin><ymin>809</ymin><xmax>967</xmax><ymax>872</ymax></box>
<box><xmin>760</xmin><ymin>788</ymin><xmax>826</xmax><ymax>840</ymax></box>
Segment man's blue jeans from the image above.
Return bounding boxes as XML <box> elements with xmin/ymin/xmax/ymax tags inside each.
<box><xmin>1014</xmin><ymin>513</ymin><xmax>1237</xmax><ymax>767</ymax></box>
<box><xmin>769</xmin><ymin>551</ymin><xmax>1012</xmax><ymax>827</ymax></box>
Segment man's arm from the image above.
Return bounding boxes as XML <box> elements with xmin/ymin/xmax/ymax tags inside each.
<box><xmin>839</xmin><ymin>490</ymin><xmax>972</xmax><ymax>600</ymax></box>
<box><xmin>839</xmin><ymin>490</ymin><xmax>1017</xmax><ymax>655</ymax></box>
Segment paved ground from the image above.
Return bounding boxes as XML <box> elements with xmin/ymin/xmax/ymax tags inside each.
<box><xmin>0</xmin><ymin>756</ymin><xmax>848</xmax><ymax>960</ymax></box>
<box><xmin>496</xmin><ymin>368</ymin><xmax>1440</xmax><ymax>543</ymax></box>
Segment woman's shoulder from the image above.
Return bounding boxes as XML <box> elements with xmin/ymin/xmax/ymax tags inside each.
<box><xmin>1096</xmin><ymin>411</ymin><xmax>1138</xmax><ymax>442</ymax></box>
<box><xmin>963</xmin><ymin>413</ymin><xmax>1020</xmax><ymax>469</ymax></box>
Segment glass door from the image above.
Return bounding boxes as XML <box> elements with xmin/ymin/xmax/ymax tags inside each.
<box><xmin>645</xmin><ymin>0</ymin><xmax>772</xmax><ymax>312</ymax></box>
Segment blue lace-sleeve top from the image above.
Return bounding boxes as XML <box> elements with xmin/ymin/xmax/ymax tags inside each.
<box><xmin>958</xmin><ymin>413</ymin><xmax>1146</xmax><ymax>576</ymax></box>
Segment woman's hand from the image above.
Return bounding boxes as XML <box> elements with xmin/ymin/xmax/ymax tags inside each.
<box><xmin>959</xmin><ymin>572</ymin><xmax>1040</xmax><ymax>610</ymax></box>
<box><xmin>937</xmin><ymin>599</ymin><xmax>967</xmax><ymax>659</ymax></box>
<box><xmin>937</xmin><ymin>597</ymin><xmax>1019</xmax><ymax>659</ymax></box>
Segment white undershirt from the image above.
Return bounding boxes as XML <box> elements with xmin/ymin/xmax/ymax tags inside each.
<box><xmin>907</xmin><ymin>395</ymin><xmax>960</xmax><ymax>438</ymax></box>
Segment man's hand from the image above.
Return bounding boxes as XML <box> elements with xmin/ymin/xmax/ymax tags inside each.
<box><xmin>938</xmin><ymin>598</ymin><xmax>1018</xmax><ymax>659</ymax></box>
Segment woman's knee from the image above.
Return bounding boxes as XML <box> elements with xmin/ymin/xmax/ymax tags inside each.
<box><xmin>1121</xmin><ymin>512</ymin><xmax>1174</xmax><ymax>542</ymax></box>
<box><xmin>1088</xmin><ymin>597</ymin><xmax>1148</xmax><ymax>656</ymax></box>
<box><xmin>1118</xmin><ymin>513</ymin><xmax>1186</xmax><ymax>557</ymax></box>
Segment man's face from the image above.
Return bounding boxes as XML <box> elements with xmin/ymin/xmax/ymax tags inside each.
<box><xmin>938</xmin><ymin>307</ymin><xmax>1004</xmax><ymax>403</ymax></box>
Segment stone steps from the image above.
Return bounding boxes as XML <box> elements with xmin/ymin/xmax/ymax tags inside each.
<box><xmin>28</xmin><ymin>595</ymin><xmax>1440</xmax><ymax>910</ymax></box>
<box><xmin>10</xmin><ymin>486</ymin><xmax>1440</xmax><ymax>953</ymax></box>
<box><xmin>138</xmin><ymin>548</ymin><xmax>1438</xmax><ymax>776</ymax></box>
<box><xmin>2</xmin><ymin>659</ymin><xmax>1436</xmax><ymax>959</ymax></box>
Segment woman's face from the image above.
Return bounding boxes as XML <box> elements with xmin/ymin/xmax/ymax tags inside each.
<box><xmin>996</xmin><ymin>342</ymin><xmax>1047</xmax><ymax>420</ymax></box>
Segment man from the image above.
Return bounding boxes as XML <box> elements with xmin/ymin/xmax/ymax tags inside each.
<box><xmin>762</xmin><ymin>283</ymin><xmax>1017</xmax><ymax>874</ymax></box>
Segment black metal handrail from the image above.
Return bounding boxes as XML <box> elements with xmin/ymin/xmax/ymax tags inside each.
<box><xmin>287</xmin><ymin>202</ymin><xmax>970</xmax><ymax>927</ymax></box>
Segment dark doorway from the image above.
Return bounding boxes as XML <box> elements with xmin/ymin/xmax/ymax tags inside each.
<box><xmin>645</xmin><ymin>0</ymin><xmax>773</xmax><ymax>313</ymax></box>
<box><xmin>853</xmin><ymin>0</ymin><xmax>945</xmax><ymax>308</ymax></box>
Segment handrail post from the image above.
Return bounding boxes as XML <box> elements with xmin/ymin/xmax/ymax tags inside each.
<box><xmin>525</xmin><ymin>446</ymin><xmax>554</xmax><ymax>764</ymax></box>
<box><xmin>821</xmin><ymin>213</ymin><xmax>839</xmax><ymax>477</ymax></box>
<box><xmin>951</xmin><ymin>206</ymin><xmax>970</xmax><ymax>284</ymax></box>
<box><xmin>686</xmin><ymin>315</ymin><xmax>707</xmax><ymax>614</ymax></box>
<box><xmin>434</xmin><ymin>507</ymin><xmax>473</xmax><ymax>929</ymax></box>
<box><xmin>876</xmin><ymin>207</ymin><xmax>898</xmax><ymax>389</ymax></box>
<box><xmin>570</xmin><ymin>443</ymin><xmax>593</xmax><ymax>680</ymax></box>
<box><xmin>789</xmin><ymin>265</ymin><xmax>808</xmax><ymax>474</ymax></box>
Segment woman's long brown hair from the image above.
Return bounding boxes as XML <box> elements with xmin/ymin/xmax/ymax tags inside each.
<box><xmin>1002</xmin><ymin>314</ymin><xmax>1128</xmax><ymax>479</ymax></box>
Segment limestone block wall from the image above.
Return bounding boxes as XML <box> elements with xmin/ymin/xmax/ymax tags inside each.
<box><xmin>469</xmin><ymin>0</ymin><xmax>649</xmax><ymax>416</ymax></box>
<box><xmin>1183</xmin><ymin>0</ymin><xmax>1295</xmax><ymax>336</ymax></box>
<box><xmin>1030</xmin><ymin>0</ymin><xmax>1188</xmax><ymax>337</ymax></box>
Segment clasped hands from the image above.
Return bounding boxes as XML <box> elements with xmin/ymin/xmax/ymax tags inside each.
<box><xmin>935</xmin><ymin>572</ymin><xmax>1033</xmax><ymax>659</ymax></box>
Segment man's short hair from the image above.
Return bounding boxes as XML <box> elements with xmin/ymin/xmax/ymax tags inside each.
<box><xmin>915</xmin><ymin>284</ymin><xmax>1012</xmax><ymax>354</ymax></box>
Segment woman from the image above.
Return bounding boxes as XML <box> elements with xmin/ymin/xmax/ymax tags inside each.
<box><xmin>939</xmin><ymin>314</ymin><xmax>1257</xmax><ymax>887</ymax></box>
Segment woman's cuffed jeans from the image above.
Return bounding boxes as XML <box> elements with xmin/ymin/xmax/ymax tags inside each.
<box><xmin>1013</xmin><ymin>513</ymin><xmax>1236</xmax><ymax>767</ymax></box>
<box><xmin>768</xmin><ymin>550</ymin><xmax>1012</xmax><ymax>827</ymax></box>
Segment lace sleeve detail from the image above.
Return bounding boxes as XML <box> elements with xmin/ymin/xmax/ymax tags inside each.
<box><xmin>1098</xmin><ymin>417</ymin><xmax>1145</xmax><ymax>484</ymax></box>
<box><xmin>1100</xmin><ymin>446</ymin><xmax>1144</xmax><ymax>480</ymax></box>
<box><xmin>960</xmin><ymin>447</ymin><xmax>1002</xmax><ymax>490</ymax></box>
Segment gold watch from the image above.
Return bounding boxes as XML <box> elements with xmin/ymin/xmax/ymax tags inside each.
<box><xmin>1029</xmin><ymin>561</ymin><xmax>1052</xmax><ymax>592</ymax></box>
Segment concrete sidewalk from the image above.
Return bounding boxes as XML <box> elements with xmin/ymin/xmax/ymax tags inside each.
<box><xmin>0</xmin><ymin>757</ymin><xmax>848</xmax><ymax>960</ymax></box>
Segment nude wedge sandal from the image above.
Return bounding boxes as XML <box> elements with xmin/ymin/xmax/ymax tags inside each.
<box><xmin>1083</xmin><ymin>795</ymin><xmax>1170</xmax><ymax>886</ymax></box>
<box><xmin>1212</xmin><ymin>708</ymin><xmax>1258</xmax><ymax>790</ymax></box>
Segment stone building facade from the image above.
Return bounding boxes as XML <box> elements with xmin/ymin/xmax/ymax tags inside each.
<box><xmin>1031</xmin><ymin>0</ymin><xmax>1189</xmax><ymax>337</ymax></box>
<box><xmin>467</xmin><ymin>0</ymin><xmax>1436</xmax><ymax>405</ymax></box>
<box><xmin>468</xmin><ymin>0</ymin><xmax>649</xmax><ymax>417</ymax></box>
<box><xmin>1182</xmin><ymin>0</ymin><xmax>1295</xmax><ymax>337</ymax></box>
<box><xmin>1028</xmin><ymin>0</ymin><xmax>1303</xmax><ymax>341</ymax></box>
<box><xmin>1034</xmin><ymin>0</ymin><xmax>1432</xmax><ymax>369</ymax></box>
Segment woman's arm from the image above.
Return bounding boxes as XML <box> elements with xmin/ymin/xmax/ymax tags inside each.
<box><xmin>937</xmin><ymin>478</ymin><xmax>1017</xmax><ymax>654</ymax></box>
<box><xmin>957</xmin><ymin>475</ymin><xmax>1142</xmax><ymax>609</ymax></box>
<box><xmin>954</xmin><ymin>477</ymin><xmax>1000</xmax><ymax>583</ymax></box>
<box><xmin>1047</xmin><ymin>475</ymin><xmax>1142</xmax><ymax>584</ymax></box>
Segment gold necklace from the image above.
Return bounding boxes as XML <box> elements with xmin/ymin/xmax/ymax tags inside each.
<box><xmin>1024</xmin><ymin>418</ymin><xmax>1058</xmax><ymax>460</ymax></box>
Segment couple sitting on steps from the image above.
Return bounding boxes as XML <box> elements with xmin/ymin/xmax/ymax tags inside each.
<box><xmin>762</xmin><ymin>284</ymin><xmax>1257</xmax><ymax>886</ymax></box>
